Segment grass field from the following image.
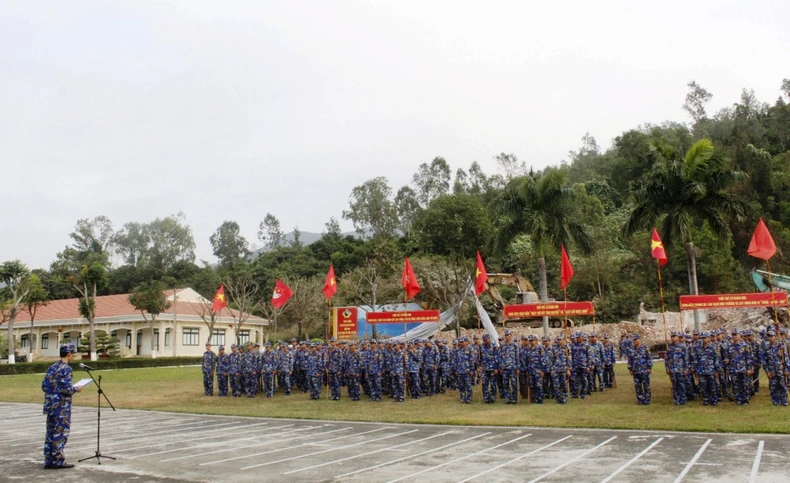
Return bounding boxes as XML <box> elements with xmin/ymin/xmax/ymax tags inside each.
<box><xmin>2</xmin><ymin>362</ymin><xmax>787</xmax><ymax>434</ymax></box>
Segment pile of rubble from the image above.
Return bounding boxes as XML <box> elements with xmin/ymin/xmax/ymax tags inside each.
<box><xmin>437</xmin><ymin>306</ymin><xmax>788</xmax><ymax>349</ymax></box>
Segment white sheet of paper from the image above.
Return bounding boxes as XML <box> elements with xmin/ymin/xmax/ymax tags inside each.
<box><xmin>73</xmin><ymin>378</ymin><xmax>93</xmax><ymax>389</ymax></box>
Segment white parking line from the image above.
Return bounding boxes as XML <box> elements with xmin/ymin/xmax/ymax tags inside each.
<box><xmin>600</xmin><ymin>438</ymin><xmax>663</xmax><ymax>483</ymax></box>
<box><xmin>528</xmin><ymin>436</ymin><xmax>617</xmax><ymax>483</ymax></box>
<box><xmin>673</xmin><ymin>439</ymin><xmax>712</xmax><ymax>483</ymax></box>
<box><xmin>385</xmin><ymin>433</ymin><xmax>533</xmax><ymax>483</ymax></box>
<box><xmin>202</xmin><ymin>427</ymin><xmax>390</xmax><ymax>466</ymax></box>
<box><xmin>749</xmin><ymin>440</ymin><xmax>764</xmax><ymax>483</ymax></box>
<box><xmin>333</xmin><ymin>432</ymin><xmax>491</xmax><ymax>479</ymax></box>
<box><xmin>69</xmin><ymin>420</ymin><xmax>243</xmax><ymax>451</ymax></box>
<box><xmin>284</xmin><ymin>431</ymin><xmax>454</xmax><ymax>475</ymax></box>
<box><xmin>456</xmin><ymin>435</ymin><xmax>573</xmax><ymax>483</ymax></box>
<box><xmin>159</xmin><ymin>425</ymin><xmax>339</xmax><ymax>461</ymax></box>
<box><xmin>242</xmin><ymin>430</ymin><xmax>420</xmax><ymax>471</ymax></box>
<box><xmin>127</xmin><ymin>423</ymin><xmax>300</xmax><ymax>458</ymax></box>
<box><xmin>13</xmin><ymin>417</ymin><xmax>198</xmax><ymax>445</ymax></box>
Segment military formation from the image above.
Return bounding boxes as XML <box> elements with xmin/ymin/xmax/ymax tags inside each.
<box><xmin>663</xmin><ymin>326</ymin><xmax>790</xmax><ymax>407</ymax></box>
<box><xmin>200</xmin><ymin>328</ymin><xmax>629</xmax><ymax>405</ymax></box>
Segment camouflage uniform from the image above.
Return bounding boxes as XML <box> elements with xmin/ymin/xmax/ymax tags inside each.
<box><xmin>42</xmin><ymin>347</ymin><xmax>78</xmax><ymax>469</ymax></box>
<box><xmin>202</xmin><ymin>345</ymin><xmax>217</xmax><ymax>396</ymax></box>
<box><xmin>627</xmin><ymin>335</ymin><xmax>653</xmax><ymax>405</ymax></box>
<box><xmin>217</xmin><ymin>347</ymin><xmax>231</xmax><ymax>397</ymax></box>
<box><xmin>479</xmin><ymin>336</ymin><xmax>499</xmax><ymax>403</ymax></box>
<box><xmin>455</xmin><ymin>338</ymin><xmax>474</xmax><ymax>403</ymax></box>
<box><xmin>665</xmin><ymin>334</ymin><xmax>688</xmax><ymax>405</ymax></box>
<box><xmin>498</xmin><ymin>331</ymin><xmax>519</xmax><ymax>404</ymax></box>
<box><xmin>551</xmin><ymin>338</ymin><xmax>571</xmax><ymax>404</ymax></box>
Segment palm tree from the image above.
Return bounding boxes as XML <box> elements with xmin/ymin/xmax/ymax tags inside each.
<box><xmin>493</xmin><ymin>170</ymin><xmax>593</xmax><ymax>336</ymax></box>
<box><xmin>624</xmin><ymin>138</ymin><xmax>747</xmax><ymax>330</ymax></box>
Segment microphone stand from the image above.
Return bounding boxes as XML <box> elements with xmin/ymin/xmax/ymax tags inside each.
<box><xmin>78</xmin><ymin>367</ymin><xmax>116</xmax><ymax>464</ymax></box>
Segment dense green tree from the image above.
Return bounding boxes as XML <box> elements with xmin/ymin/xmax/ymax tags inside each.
<box><xmin>342</xmin><ymin>176</ymin><xmax>399</xmax><ymax>240</ymax></box>
<box><xmin>210</xmin><ymin>221</ymin><xmax>250</xmax><ymax>267</ymax></box>
<box><xmin>414</xmin><ymin>193</ymin><xmax>492</xmax><ymax>259</ymax></box>
<box><xmin>1</xmin><ymin>260</ymin><xmax>31</xmax><ymax>363</ymax></box>
<box><xmin>624</xmin><ymin>138</ymin><xmax>748</xmax><ymax>330</ymax></box>
<box><xmin>493</xmin><ymin>170</ymin><xmax>593</xmax><ymax>335</ymax></box>
<box><xmin>412</xmin><ymin>157</ymin><xmax>451</xmax><ymax>206</ymax></box>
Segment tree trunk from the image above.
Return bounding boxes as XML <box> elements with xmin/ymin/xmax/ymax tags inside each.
<box><xmin>297</xmin><ymin>320</ymin><xmax>303</xmax><ymax>341</ymax></box>
<box><xmin>7</xmin><ymin>314</ymin><xmax>15</xmax><ymax>364</ymax></box>
<box><xmin>150</xmin><ymin>317</ymin><xmax>157</xmax><ymax>359</ymax></box>
<box><xmin>538</xmin><ymin>257</ymin><xmax>549</xmax><ymax>337</ymax></box>
<box><xmin>89</xmin><ymin>283</ymin><xmax>97</xmax><ymax>362</ymax></box>
<box><xmin>685</xmin><ymin>241</ymin><xmax>701</xmax><ymax>331</ymax></box>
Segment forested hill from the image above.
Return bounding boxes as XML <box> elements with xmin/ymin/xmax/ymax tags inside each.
<box><xmin>4</xmin><ymin>79</ymin><xmax>790</xmax><ymax>335</ymax></box>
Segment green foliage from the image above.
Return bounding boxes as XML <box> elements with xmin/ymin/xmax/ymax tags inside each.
<box><xmin>78</xmin><ymin>332</ymin><xmax>120</xmax><ymax>356</ymax></box>
<box><xmin>0</xmin><ymin>356</ymin><xmax>203</xmax><ymax>376</ymax></box>
<box><xmin>414</xmin><ymin>193</ymin><xmax>492</xmax><ymax>259</ymax></box>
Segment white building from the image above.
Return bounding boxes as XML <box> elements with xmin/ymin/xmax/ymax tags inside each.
<box><xmin>12</xmin><ymin>288</ymin><xmax>268</xmax><ymax>359</ymax></box>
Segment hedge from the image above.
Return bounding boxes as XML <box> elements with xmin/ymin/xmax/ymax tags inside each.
<box><xmin>0</xmin><ymin>356</ymin><xmax>203</xmax><ymax>376</ymax></box>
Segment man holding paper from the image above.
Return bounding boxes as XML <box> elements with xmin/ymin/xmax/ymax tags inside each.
<box><xmin>41</xmin><ymin>344</ymin><xmax>84</xmax><ymax>469</ymax></box>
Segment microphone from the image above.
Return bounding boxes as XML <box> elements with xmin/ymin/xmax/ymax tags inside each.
<box><xmin>79</xmin><ymin>363</ymin><xmax>96</xmax><ymax>371</ymax></box>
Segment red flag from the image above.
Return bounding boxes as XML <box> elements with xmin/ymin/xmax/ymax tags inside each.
<box><xmin>474</xmin><ymin>251</ymin><xmax>488</xmax><ymax>295</ymax></box>
<box><xmin>651</xmin><ymin>228</ymin><xmax>668</xmax><ymax>266</ymax></box>
<box><xmin>402</xmin><ymin>257</ymin><xmax>421</xmax><ymax>299</ymax></box>
<box><xmin>212</xmin><ymin>284</ymin><xmax>228</xmax><ymax>312</ymax></box>
<box><xmin>560</xmin><ymin>245</ymin><xmax>574</xmax><ymax>289</ymax></box>
<box><xmin>271</xmin><ymin>279</ymin><xmax>293</xmax><ymax>309</ymax></box>
<box><xmin>323</xmin><ymin>265</ymin><xmax>337</xmax><ymax>299</ymax></box>
<box><xmin>748</xmin><ymin>218</ymin><xmax>777</xmax><ymax>261</ymax></box>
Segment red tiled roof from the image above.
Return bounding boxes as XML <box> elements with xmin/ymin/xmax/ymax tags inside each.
<box><xmin>13</xmin><ymin>290</ymin><xmax>264</xmax><ymax>323</ymax></box>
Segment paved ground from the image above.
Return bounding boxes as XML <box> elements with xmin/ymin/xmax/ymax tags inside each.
<box><xmin>1</xmin><ymin>402</ymin><xmax>789</xmax><ymax>483</ymax></box>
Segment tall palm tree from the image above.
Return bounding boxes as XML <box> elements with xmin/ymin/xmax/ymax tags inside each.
<box><xmin>493</xmin><ymin>170</ymin><xmax>593</xmax><ymax>336</ymax></box>
<box><xmin>624</xmin><ymin>138</ymin><xmax>748</xmax><ymax>330</ymax></box>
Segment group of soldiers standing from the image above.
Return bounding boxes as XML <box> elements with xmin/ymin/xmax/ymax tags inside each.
<box><xmin>200</xmin><ymin>328</ymin><xmax>622</xmax><ymax>404</ymax></box>
<box><xmin>664</xmin><ymin>327</ymin><xmax>790</xmax><ymax>407</ymax></box>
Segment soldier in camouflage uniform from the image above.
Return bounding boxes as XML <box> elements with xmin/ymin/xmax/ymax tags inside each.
<box><xmin>437</xmin><ymin>340</ymin><xmax>452</xmax><ymax>393</ymax></box>
<box><xmin>422</xmin><ymin>340</ymin><xmax>439</xmax><ymax>396</ymax></box>
<box><xmin>499</xmin><ymin>330</ymin><xmax>519</xmax><ymax>404</ymax></box>
<box><xmin>541</xmin><ymin>336</ymin><xmax>554</xmax><ymax>396</ymax></box>
<box><xmin>229</xmin><ymin>344</ymin><xmax>243</xmax><ymax>397</ymax></box>
<box><xmin>526</xmin><ymin>335</ymin><xmax>548</xmax><ymax>404</ymax></box>
<box><xmin>344</xmin><ymin>342</ymin><xmax>363</xmax><ymax>401</ymax></box>
<box><xmin>278</xmin><ymin>343</ymin><xmax>295</xmax><ymax>395</ymax></box>
<box><xmin>406</xmin><ymin>341</ymin><xmax>422</xmax><ymax>398</ymax></box>
<box><xmin>243</xmin><ymin>342</ymin><xmax>258</xmax><ymax>398</ymax></box>
<box><xmin>42</xmin><ymin>344</ymin><xmax>83</xmax><ymax>469</ymax></box>
<box><xmin>217</xmin><ymin>346</ymin><xmax>231</xmax><ymax>397</ymax></box>
<box><xmin>627</xmin><ymin>334</ymin><xmax>653</xmax><ymax>405</ymax></box>
<box><xmin>479</xmin><ymin>334</ymin><xmax>499</xmax><ymax>403</ymax></box>
<box><xmin>665</xmin><ymin>332</ymin><xmax>688</xmax><ymax>405</ymax></box>
<box><xmin>761</xmin><ymin>330</ymin><xmax>788</xmax><ymax>406</ymax></box>
<box><xmin>202</xmin><ymin>343</ymin><xmax>217</xmax><ymax>396</ymax></box>
<box><xmin>725</xmin><ymin>329</ymin><xmax>753</xmax><ymax>405</ymax></box>
<box><xmin>570</xmin><ymin>333</ymin><xmax>589</xmax><ymax>399</ymax></box>
<box><xmin>307</xmin><ymin>344</ymin><xmax>325</xmax><ymax>399</ymax></box>
<box><xmin>455</xmin><ymin>337</ymin><xmax>475</xmax><ymax>403</ymax></box>
<box><xmin>551</xmin><ymin>336</ymin><xmax>571</xmax><ymax>404</ymax></box>
<box><xmin>693</xmin><ymin>332</ymin><xmax>721</xmax><ymax>406</ymax></box>
<box><xmin>327</xmin><ymin>338</ymin><xmax>344</xmax><ymax>400</ymax></box>
<box><xmin>390</xmin><ymin>342</ymin><xmax>406</xmax><ymax>402</ymax></box>
<box><xmin>365</xmin><ymin>341</ymin><xmax>384</xmax><ymax>401</ymax></box>
<box><xmin>588</xmin><ymin>333</ymin><xmax>604</xmax><ymax>393</ymax></box>
<box><xmin>260</xmin><ymin>343</ymin><xmax>277</xmax><ymax>398</ymax></box>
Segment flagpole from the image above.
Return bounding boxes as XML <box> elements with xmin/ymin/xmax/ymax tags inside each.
<box><xmin>657</xmin><ymin>260</ymin><xmax>672</xmax><ymax>393</ymax></box>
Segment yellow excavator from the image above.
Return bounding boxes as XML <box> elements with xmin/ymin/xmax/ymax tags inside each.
<box><xmin>482</xmin><ymin>273</ymin><xmax>572</xmax><ymax>328</ymax></box>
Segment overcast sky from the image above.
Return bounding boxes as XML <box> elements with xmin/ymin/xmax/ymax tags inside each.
<box><xmin>2</xmin><ymin>0</ymin><xmax>788</xmax><ymax>269</ymax></box>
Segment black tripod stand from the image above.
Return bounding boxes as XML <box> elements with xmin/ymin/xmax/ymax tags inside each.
<box><xmin>78</xmin><ymin>368</ymin><xmax>116</xmax><ymax>464</ymax></box>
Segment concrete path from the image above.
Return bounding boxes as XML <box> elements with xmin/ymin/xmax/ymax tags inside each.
<box><xmin>1</xmin><ymin>402</ymin><xmax>788</xmax><ymax>482</ymax></box>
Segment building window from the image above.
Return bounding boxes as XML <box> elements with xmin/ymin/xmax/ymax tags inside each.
<box><xmin>164</xmin><ymin>328</ymin><xmax>171</xmax><ymax>347</ymax></box>
<box><xmin>21</xmin><ymin>335</ymin><xmax>28</xmax><ymax>348</ymax></box>
<box><xmin>137</xmin><ymin>331</ymin><xmax>142</xmax><ymax>347</ymax></box>
<box><xmin>42</xmin><ymin>334</ymin><xmax>49</xmax><ymax>350</ymax></box>
<box><xmin>237</xmin><ymin>330</ymin><xmax>250</xmax><ymax>345</ymax></box>
<box><xmin>126</xmin><ymin>332</ymin><xmax>132</xmax><ymax>348</ymax></box>
<box><xmin>153</xmin><ymin>329</ymin><xmax>160</xmax><ymax>350</ymax></box>
<box><xmin>111</xmin><ymin>330</ymin><xmax>117</xmax><ymax>337</ymax></box>
<box><xmin>210</xmin><ymin>329</ymin><xmax>225</xmax><ymax>346</ymax></box>
<box><xmin>182</xmin><ymin>328</ymin><xmax>199</xmax><ymax>346</ymax></box>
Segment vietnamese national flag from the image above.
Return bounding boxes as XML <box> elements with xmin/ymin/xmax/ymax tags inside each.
<box><xmin>474</xmin><ymin>251</ymin><xmax>488</xmax><ymax>295</ymax></box>
<box><xmin>747</xmin><ymin>218</ymin><xmax>777</xmax><ymax>261</ymax></box>
<box><xmin>323</xmin><ymin>264</ymin><xmax>338</xmax><ymax>299</ymax></box>
<box><xmin>402</xmin><ymin>257</ymin><xmax>421</xmax><ymax>299</ymax></box>
<box><xmin>212</xmin><ymin>284</ymin><xmax>228</xmax><ymax>312</ymax></box>
<box><xmin>271</xmin><ymin>279</ymin><xmax>294</xmax><ymax>309</ymax></box>
<box><xmin>560</xmin><ymin>245</ymin><xmax>574</xmax><ymax>289</ymax></box>
<box><xmin>651</xmin><ymin>228</ymin><xmax>668</xmax><ymax>266</ymax></box>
